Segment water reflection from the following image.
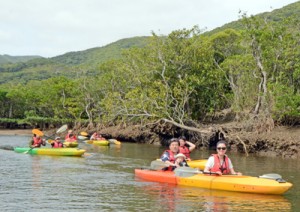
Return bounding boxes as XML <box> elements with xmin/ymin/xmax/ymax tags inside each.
<box><xmin>138</xmin><ymin>181</ymin><xmax>291</xmax><ymax>211</ymax></box>
<box><xmin>0</xmin><ymin>135</ymin><xmax>298</xmax><ymax>211</ymax></box>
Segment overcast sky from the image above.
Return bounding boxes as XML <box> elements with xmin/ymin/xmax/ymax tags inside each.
<box><xmin>0</xmin><ymin>0</ymin><xmax>298</xmax><ymax>58</ymax></box>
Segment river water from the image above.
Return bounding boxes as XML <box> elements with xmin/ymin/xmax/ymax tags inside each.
<box><xmin>0</xmin><ymin>135</ymin><xmax>299</xmax><ymax>211</ymax></box>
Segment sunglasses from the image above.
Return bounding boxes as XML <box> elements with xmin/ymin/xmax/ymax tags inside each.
<box><xmin>217</xmin><ymin>147</ymin><xmax>227</xmax><ymax>150</ymax></box>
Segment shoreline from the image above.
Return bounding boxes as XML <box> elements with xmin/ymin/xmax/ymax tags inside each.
<box><xmin>0</xmin><ymin>129</ymin><xmax>32</xmax><ymax>136</ymax></box>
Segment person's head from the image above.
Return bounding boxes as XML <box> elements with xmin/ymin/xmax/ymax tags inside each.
<box><xmin>175</xmin><ymin>153</ymin><xmax>186</xmax><ymax>162</ymax></box>
<box><xmin>168</xmin><ymin>138</ymin><xmax>180</xmax><ymax>153</ymax></box>
<box><xmin>55</xmin><ymin>137</ymin><xmax>61</xmax><ymax>141</ymax></box>
<box><xmin>216</xmin><ymin>140</ymin><xmax>227</xmax><ymax>156</ymax></box>
<box><xmin>178</xmin><ymin>136</ymin><xmax>187</xmax><ymax>146</ymax></box>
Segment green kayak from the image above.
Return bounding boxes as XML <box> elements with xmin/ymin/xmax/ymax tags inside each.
<box><xmin>14</xmin><ymin>147</ymin><xmax>86</xmax><ymax>157</ymax></box>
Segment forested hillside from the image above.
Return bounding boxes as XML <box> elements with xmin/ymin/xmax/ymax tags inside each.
<box><xmin>0</xmin><ymin>1</ymin><xmax>300</xmax><ymax>133</ymax></box>
<box><xmin>0</xmin><ymin>54</ymin><xmax>42</xmax><ymax>64</ymax></box>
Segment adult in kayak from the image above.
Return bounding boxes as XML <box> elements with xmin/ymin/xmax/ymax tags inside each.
<box><xmin>204</xmin><ymin>140</ymin><xmax>242</xmax><ymax>176</ymax></box>
<box><xmin>160</xmin><ymin>138</ymin><xmax>182</xmax><ymax>171</ymax></box>
<box><xmin>65</xmin><ymin>130</ymin><xmax>77</xmax><ymax>142</ymax></box>
<box><xmin>90</xmin><ymin>132</ymin><xmax>106</xmax><ymax>140</ymax></box>
<box><xmin>51</xmin><ymin>137</ymin><xmax>64</xmax><ymax>148</ymax></box>
<box><xmin>178</xmin><ymin>136</ymin><xmax>196</xmax><ymax>160</ymax></box>
<box><xmin>29</xmin><ymin>134</ymin><xmax>46</xmax><ymax>148</ymax></box>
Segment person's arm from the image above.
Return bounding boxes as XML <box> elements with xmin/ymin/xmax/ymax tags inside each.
<box><xmin>203</xmin><ymin>156</ymin><xmax>214</xmax><ymax>172</ymax></box>
<box><xmin>186</xmin><ymin>141</ymin><xmax>196</xmax><ymax>152</ymax></box>
<box><xmin>42</xmin><ymin>139</ymin><xmax>46</xmax><ymax>146</ymax></box>
<box><xmin>228</xmin><ymin>158</ymin><xmax>242</xmax><ymax>175</ymax></box>
<box><xmin>161</xmin><ymin>152</ymin><xmax>177</xmax><ymax>167</ymax></box>
<box><xmin>28</xmin><ymin>139</ymin><xmax>34</xmax><ymax>148</ymax></box>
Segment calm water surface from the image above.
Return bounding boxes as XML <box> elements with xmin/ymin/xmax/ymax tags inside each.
<box><xmin>0</xmin><ymin>135</ymin><xmax>299</xmax><ymax>211</ymax></box>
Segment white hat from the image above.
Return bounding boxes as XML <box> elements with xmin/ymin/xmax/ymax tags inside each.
<box><xmin>175</xmin><ymin>153</ymin><xmax>186</xmax><ymax>159</ymax></box>
<box><xmin>55</xmin><ymin>137</ymin><xmax>61</xmax><ymax>140</ymax></box>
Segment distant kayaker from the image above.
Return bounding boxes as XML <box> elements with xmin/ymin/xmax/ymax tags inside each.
<box><xmin>160</xmin><ymin>138</ymin><xmax>181</xmax><ymax>170</ymax></box>
<box><xmin>51</xmin><ymin>137</ymin><xmax>64</xmax><ymax>148</ymax></box>
<box><xmin>29</xmin><ymin>134</ymin><xmax>46</xmax><ymax>148</ymax></box>
<box><xmin>178</xmin><ymin>136</ymin><xmax>196</xmax><ymax>160</ymax></box>
<box><xmin>65</xmin><ymin>130</ymin><xmax>77</xmax><ymax>142</ymax></box>
<box><xmin>90</xmin><ymin>132</ymin><xmax>105</xmax><ymax>140</ymax></box>
<box><xmin>204</xmin><ymin>140</ymin><xmax>242</xmax><ymax>176</ymax></box>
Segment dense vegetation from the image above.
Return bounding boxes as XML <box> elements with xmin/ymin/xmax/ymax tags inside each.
<box><xmin>1</xmin><ymin>2</ymin><xmax>300</xmax><ymax>130</ymax></box>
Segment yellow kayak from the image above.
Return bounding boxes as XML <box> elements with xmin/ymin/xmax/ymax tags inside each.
<box><xmin>86</xmin><ymin>140</ymin><xmax>110</xmax><ymax>146</ymax></box>
<box><xmin>187</xmin><ymin>159</ymin><xmax>207</xmax><ymax>170</ymax></box>
<box><xmin>63</xmin><ymin>141</ymin><xmax>79</xmax><ymax>148</ymax></box>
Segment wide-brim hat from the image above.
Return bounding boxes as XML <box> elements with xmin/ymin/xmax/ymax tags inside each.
<box><xmin>175</xmin><ymin>153</ymin><xmax>186</xmax><ymax>159</ymax></box>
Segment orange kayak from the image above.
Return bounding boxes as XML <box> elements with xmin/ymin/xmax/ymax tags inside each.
<box><xmin>135</xmin><ymin>168</ymin><xmax>292</xmax><ymax>195</ymax></box>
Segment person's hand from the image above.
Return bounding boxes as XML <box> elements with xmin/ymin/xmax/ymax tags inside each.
<box><xmin>235</xmin><ymin>172</ymin><xmax>242</xmax><ymax>176</ymax></box>
<box><xmin>216</xmin><ymin>171</ymin><xmax>222</xmax><ymax>176</ymax></box>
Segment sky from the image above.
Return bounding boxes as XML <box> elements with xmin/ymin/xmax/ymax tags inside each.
<box><xmin>0</xmin><ymin>0</ymin><xmax>298</xmax><ymax>58</ymax></box>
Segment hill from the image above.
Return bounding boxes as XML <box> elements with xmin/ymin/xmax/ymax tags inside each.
<box><xmin>0</xmin><ymin>36</ymin><xmax>150</xmax><ymax>84</ymax></box>
<box><xmin>207</xmin><ymin>1</ymin><xmax>300</xmax><ymax>35</ymax></box>
<box><xmin>1</xmin><ymin>1</ymin><xmax>300</xmax><ymax>85</ymax></box>
<box><xmin>0</xmin><ymin>54</ymin><xmax>42</xmax><ymax>64</ymax></box>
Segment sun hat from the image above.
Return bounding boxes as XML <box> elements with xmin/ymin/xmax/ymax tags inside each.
<box><xmin>175</xmin><ymin>153</ymin><xmax>186</xmax><ymax>159</ymax></box>
<box><xmin>55</xmin><ymin>137</ymin><xmax>61</xmax><ymax>140</ymax></box>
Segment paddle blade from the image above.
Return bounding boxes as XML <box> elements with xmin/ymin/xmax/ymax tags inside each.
<box><xmin>78</xmin><ymin>135</ymin><xmax>88</xmax><ymax>140</ymax></box>
<box><xmin>32</xmin><ymin>129</ymin><xmax>44</xmax><ymax>136</ymax></box>
<box><xmin>174</xmin><ymin>167</ymin><xmax>202</xmax><ymax>177</ymax></box>
<box><xmin>80</xmin><ymin>132</ymin><xmax>89</xmax><ymax>136</ymax></box>
<box><xmin>47</xmin><ymin>139</ymin><xmax>54</xmax><ymax>144</ymax></box>
<box><xmin>57</xmin><ymin>125</ymin><xmax>68</xmax><ymax>133</ymax></box>
<box><xmin>150</xmin><ymin>160</ymin><xmax>168</xmax><ymax>170</ymax></box>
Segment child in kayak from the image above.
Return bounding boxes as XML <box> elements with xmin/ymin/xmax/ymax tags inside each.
<box><xmin>174</xmin><ymin>153</ymin><xmax>189</xmax><ymax>167</ymax></box>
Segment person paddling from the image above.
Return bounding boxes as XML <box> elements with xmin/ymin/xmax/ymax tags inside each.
<box><xmin>90</xmin><ymin>132</ymin><xmax>105</xmax><ymax>140</ymax></box>
<box><xmin>160</xmin><ymin>138</ymin><xmax>181</xmax><ymax>171</ymax></box>
<box><xmin>204</xmin><ymin>140</ymin><xmax>242</xmax><ymax>176</ymax></box>
<box><xmin>65</xmin><ymin>130</ymin><xmax>77</xmax><ymax>142</ymax></box>
<box><xmin>29</xmin><ymin>134</ymin><xmax>46</xmax><ymax>148</ymax></box>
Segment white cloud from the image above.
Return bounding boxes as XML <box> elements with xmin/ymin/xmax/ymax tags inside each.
<box><xmin>0</xmin><ymin>0</ymin><xmax>298</xmax><ymax>57</ymax></box>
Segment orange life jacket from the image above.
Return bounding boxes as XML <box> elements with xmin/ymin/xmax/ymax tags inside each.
<box><xmin>179</xmin><ymin>146</ymin><xmax>191</xmax><ymax>159</ymax></box>
<box><xmin>65</xmin><ymin>133</ymin><xmax>77</xmax><ymax>142</ymax></box>
<box><xmin>210</xmin><ymin>154</ymin><xmax>230</xmax><ymax>174</ymax></box>
<box><xmin>52</xmin><ymin>141</ymin><xmax>63</xmax><ymax>148</ymax></box>
<box><xmin>33</xmin><ymin>137</ymin><xmax>43</xmax><ymax>147</ymax></box>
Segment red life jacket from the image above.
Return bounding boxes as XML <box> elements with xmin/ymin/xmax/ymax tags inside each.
<box><xmin>33</xmin><ymin>137</ymin><xmax>43</xmax><ymax>147</ymax></box>
<box><xmin>65</xmin><ymin>133</ymin><xmax>77</xmax><ymax>141</ymax></box>
<box><xmin>179</xmin><ymin>146</ymin><xmax>191</xmax><ymax>159</ymax></box>
<box><xmin>161</xmin><ymin>150</ymin><xmax>177</xmax><ymax>171</ymax></box>
<box><xmin>210</xmin><ymin>154</ymin><xmax>230</xmax><ymax>174</ymax></box>
<box><xmin>52</xmin><ymin>141</ymin><xmax>63</xmax><ymax>148</ymax></box>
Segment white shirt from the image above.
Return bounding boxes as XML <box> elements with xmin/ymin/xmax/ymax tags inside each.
<box><xmin>205</xmin><ymin>155</ymin><xmax>233</xmax><ymax>169</ymax></box>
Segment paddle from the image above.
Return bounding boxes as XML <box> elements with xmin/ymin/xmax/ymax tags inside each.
<box><xmin>174</xmin><ymin>167</ymin><xmax>219</xmax><ymax>177</ymax></box>
<box><xmin>24</xmin><ymin>125</ymin><xmax>68</xmax><ymax>154</ymax></box>
<box><xmin>259</xmin><ymin>173</ymin><xmax>286</xmax><ymax>182</ymax></box>
<box><xmin>150</xmin><ymin>160</ymin><xmax>169</xmax><ymax>170</ymax></box>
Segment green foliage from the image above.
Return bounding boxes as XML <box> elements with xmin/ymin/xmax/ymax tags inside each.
<box><xmin>1</xmin><ymin>2</ymin><xmax>300</xmax><ymax>126</ymax></box>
